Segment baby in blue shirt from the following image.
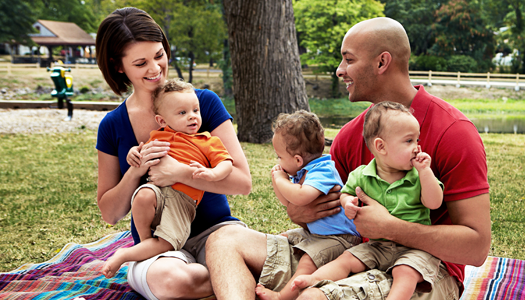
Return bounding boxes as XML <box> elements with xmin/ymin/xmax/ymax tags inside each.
<box><xmin>255</xmin><ymin>110</ymin><xmax>361</xmax><ymax>300</ymax></box>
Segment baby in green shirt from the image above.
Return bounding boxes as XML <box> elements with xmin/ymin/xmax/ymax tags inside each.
<box><xmin>292</xmin><ymin>101</ymin><xmax>444</xmax><ymax>300</ymax></box>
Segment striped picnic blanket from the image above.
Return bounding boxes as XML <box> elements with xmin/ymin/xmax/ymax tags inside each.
<box><xmin>461</xmin><ymin>256</ymin><xmax>525</xmax><ymax>300</ymax></box>
<box><xmin>1</xmin><ymin>231</ymin><xmax>523</xmax><ymax>300</ymax></box>
<box><xmin>0</xmin><ymin>231</ymin><xmax>141</xmax><ymax>300</ymax></box>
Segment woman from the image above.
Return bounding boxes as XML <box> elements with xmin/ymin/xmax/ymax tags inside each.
<box><xmin>95</xmin><ymin>7</ymin><xmax>251</xmax><ymax>300</ymax></box>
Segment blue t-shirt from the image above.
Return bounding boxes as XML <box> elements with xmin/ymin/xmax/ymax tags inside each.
<box><xmin>291</xmin><ymin>155</ymin><xmax>360</xmax><ymax>237</ymax></box>
<box><xmin>96</xmin><ymin>89</ymin><xmax>239</xmax><ymax>244</ymax></box>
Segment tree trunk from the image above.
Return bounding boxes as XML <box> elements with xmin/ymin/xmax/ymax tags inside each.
<box><xmin>223</xmin><ymin>0</ymin><xmax>309</xmax><ymax>143</ymax></box>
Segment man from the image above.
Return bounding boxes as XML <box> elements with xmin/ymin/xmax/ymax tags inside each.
<box><xmin>206</xmin><ymin>17</ymin><xmax>491</xmax><ymax>300</ymax></box>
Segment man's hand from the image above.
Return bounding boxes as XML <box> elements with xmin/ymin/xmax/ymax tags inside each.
<box><xmin>287</xmin><ymin>186</ymin><xmax>342</xmax><ymax>228</ymax></box>
<box><xmin>353</xmin><ymin>187</ymin><xmax>395</xmax><ymax>240</ymax></box>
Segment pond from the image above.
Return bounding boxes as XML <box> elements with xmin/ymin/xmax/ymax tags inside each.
<box><xmin>319</xmin><ymin>116</ymin><xmax>525</xmax><ymax>134</ymax></box>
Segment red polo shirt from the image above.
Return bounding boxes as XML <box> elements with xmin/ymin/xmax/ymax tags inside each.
<box><xmin>330</xmin><ymin>85</ymin><xmax>489</xmax><ymax>291</ymax></box>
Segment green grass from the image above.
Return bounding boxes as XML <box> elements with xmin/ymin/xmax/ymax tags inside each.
<box><xmin>0</xmin><ymin>130</ymin><xmax>524</xmax><ymax>272</ymax></box>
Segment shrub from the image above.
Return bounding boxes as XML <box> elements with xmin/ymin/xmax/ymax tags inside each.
<box><xmin>413</xmin><ymin>55</ymin><xmax>448</xmax><ymax>71</ymax></box>
<box><xmin>79</xmin><ymin>86</ymin><xmax>90</xmax><ymax>94</ymax></box>
<box><xmin>446</xmin><ymin>55</ymin><xmax>478</xmax><ymax>73</ymax></box>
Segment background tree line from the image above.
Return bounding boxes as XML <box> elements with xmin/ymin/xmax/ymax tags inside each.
<box><xmin>3</xmin><ymin>0</ymin><xmax>525</xmax><ymax>142</ymax></box>
<box><xmin>3</xmin><ymin>0</ymin><xmax>525</xmax><ymax>89</ymax></box>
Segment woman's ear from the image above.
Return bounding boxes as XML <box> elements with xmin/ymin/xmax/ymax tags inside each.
<box><xmin>373</xmin><ymin>137</ymin><xmax>387</xmax><ymax>155</ymax></box>
<box><xmin>155</xmin><ymin>115</ymin><xmax>167</xmax><ymax>127</ymax></box>
<box><xmin>110</xmin><ymin>58</ymin><xmax>124</xmax><ymax>73</ymax></box>
<box><xmin>294</xmin><ymin>155</ymin><xmax>304</xmax><ymax>168</ymax></box>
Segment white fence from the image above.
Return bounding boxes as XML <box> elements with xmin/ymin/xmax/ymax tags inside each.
<box><xmin>1</xmin><ymin>63</ymin><xmax>524</xmax><ymax>90</ymax></box>
<box><xmin>409</xmin><ymin>70</ymin><xmax>525</xmax><ymax>91</ymax></box>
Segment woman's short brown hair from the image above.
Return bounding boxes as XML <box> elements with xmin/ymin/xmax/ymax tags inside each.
<box><xmin>273</xmin><ymin>110</ymin><xmax>325</xmax><ymax>158</ymax></box>
<box><xmin>96</xmin><ymin>7</ymin><xmax>171</xmax><ymax>96</ymax></box>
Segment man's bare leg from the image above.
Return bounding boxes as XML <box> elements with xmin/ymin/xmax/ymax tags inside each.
<box><xmin>206</xmin><ymin>225</ymin><xmax>268</xmax><ymax>300</ymax></box>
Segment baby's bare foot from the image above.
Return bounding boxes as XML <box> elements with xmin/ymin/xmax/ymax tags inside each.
<box><xmin>255</xmin><ymin>283</ymin><xmax>283</xmax><ymax>300</ymax></box>
<box><xmin>291</xmin><ymin>275</ymin><xmax>317</xmax><ymax>291</ymax></box>
<box><xmin>101</xmin><ymin>249</ymin><xmax>127</xmax><ymax>278</ymax></box>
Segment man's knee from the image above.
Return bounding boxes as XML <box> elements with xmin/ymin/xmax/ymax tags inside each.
<box><xmin>206</xmin><ymin>224</ymin><xmax>247</xmax><ymax>250</ymax></box>
<box><xmin>297</xmin><ymin>287</ymin><xmax>328</xmax><ymax>300</ymax></box>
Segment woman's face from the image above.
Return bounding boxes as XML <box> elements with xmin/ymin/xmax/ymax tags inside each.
<box><xmin>119</xmin><ymin>41</ymin><xmax>168</xmax><ymax>94</ymax></box>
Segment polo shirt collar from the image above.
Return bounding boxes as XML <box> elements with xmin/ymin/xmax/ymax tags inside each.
<box><xmin>362</xmin><ymin>158</ymin><xmax>418</xmax><ymax>185</ymax></box>
<box><xmin>292</xmin><ymin>154</ymin><xmax>330</xmax><ymax>182</ymax></box>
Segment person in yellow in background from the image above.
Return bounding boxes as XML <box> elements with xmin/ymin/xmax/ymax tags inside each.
<box><xmin>292</xmin><ymin>101</ymin><xmax>444</xmax><ymax>300</ymax></box>
<box><xmin>102</xmin><ymin>79</ymin><xmax>233</xmax><ymax>278</ymax></box>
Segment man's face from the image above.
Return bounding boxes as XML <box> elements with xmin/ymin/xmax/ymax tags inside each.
<box><xmin>336</xmin><ymin>32</ymin><xmax>377</xmax><ymax>103</ymax></box>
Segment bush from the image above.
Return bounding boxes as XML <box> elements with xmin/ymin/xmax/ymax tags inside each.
<box><xmin>79</xmin><ymin>86</ymin><xmax>90</xmax><ymax>94</ymax></box>
<box><xmin>446</xmin><ymin>55</ymin><xmax>478</xmax><ymax>73</ymax></box>
<box><xmin>412</xmin><ymin>55</ymin><xmax>448</xmax><ymax>71</ymax></box>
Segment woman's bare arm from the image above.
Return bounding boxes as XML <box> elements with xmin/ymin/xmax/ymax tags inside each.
<box><xmin>148</xmin><ymin>120</ymin><xmax>252</xmax><ymax>195</ymax></box>
<box><xmin>97</xmin><ymin>151</ymin><xmax>142</xmax><ymax>225</ymax></box>
<box><xmin>97</xmin><ymin>141</ymin><xmax>170</xmax><ymax>225</ymax></box>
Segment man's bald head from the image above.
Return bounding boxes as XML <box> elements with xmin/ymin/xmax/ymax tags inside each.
<box><xmin>345</xmin><ymin>17</ymin><xmax>411</xmax><ymax>72</ymax></box>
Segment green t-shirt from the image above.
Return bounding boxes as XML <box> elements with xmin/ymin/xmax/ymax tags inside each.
<box><xmin>341</xmin><ymin>158</ymin><xmax>443</xmax><ymax>225</ymax></box>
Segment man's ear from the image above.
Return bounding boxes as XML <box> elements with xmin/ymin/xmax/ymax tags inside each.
<box><xmin>155</xmin><ymin>115</ymin><xmax>167</xmax><ymax>127</ymax></box>
<box><xmin>376</xmin><ymin>51</ymin><xmax>392</xmax><ymax>75</ymax></box>
<box><xmin>294</xmin><ymin>155</ymin><xmax>304</xmax><ymax>168</ymax></box>
<box><xmin>373</xmin><ymin>137</ymin><xmax>387</xmax><ymax>155</ymax></box>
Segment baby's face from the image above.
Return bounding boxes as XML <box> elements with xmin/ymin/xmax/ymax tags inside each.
<box><xmin>379</xmin><ymin>112</ymin><xmax>420</xmax><ymax>171</ymax></box>
<box><xmin>272</xmin><ymin>133</ymin><xmax>301</xmax><ymax>176</ymax></box>
<box><xmin>158</xmin><ymin>91</ymin><xmax>202</xmax><ymax>135</ymax></box>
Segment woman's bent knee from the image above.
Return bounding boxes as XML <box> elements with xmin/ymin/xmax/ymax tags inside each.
<box><xmin>148</xmin><ymin>261</ymin><xmax>196</xmax><ymax>299</ymax></box>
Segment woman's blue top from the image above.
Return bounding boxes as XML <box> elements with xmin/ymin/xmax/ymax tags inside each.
<box><xmin>96</xmin><ymin>89</ymin><xmax>239</xmax><ymax>244</ymax></box>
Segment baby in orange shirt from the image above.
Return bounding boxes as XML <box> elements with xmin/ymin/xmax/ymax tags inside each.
<box><xmin>102</xmin><ymin>79</ymin><xmax>233</xmax><ymax>278</ymax></box>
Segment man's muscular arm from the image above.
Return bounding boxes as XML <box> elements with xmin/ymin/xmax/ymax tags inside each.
<box><xmin>286</xmin><ymin>186</ymin><xmax>342</xmax><ymax>229</ymax></box>
<box><xmin>354</xmin><ymin>187</ymin><xmax>491</xmax><ymax>266</ymax></box>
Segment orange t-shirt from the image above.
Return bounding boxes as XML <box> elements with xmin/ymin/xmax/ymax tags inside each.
<box><xmin>147</xmin><ymin>126</ymin><xmax>233</xmax><ymax>204</ymax></box>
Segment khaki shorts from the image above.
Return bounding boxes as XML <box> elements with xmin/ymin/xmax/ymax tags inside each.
<box><xmin>259</xmin><ymin>233</ymin><xmax>460</xmax><ymax>299</ymax></box>
<box><xmin>313</xmin><ymin>263</ymin><xmax>460</xmax><ymax>300</ymax></box>
<box><xmin>259</xmin><ymin>228</ymin><xmax>361</xmax><ymax>292</ymax></box>
<box><xmin>287</xmin><ymin>228</ymin><xmax>362</xmax><ymax>268</ymax></box>
<box><xmin>131</xmin><ymin>183</ymin><xmax>197</xmax><ymax>250</ymax></box>
<box><xmin>127</xmin><ymin>220</ymin><xmax>248</xmax><ymax>300</ymax></box>
<box><xmin>349</xmin><ymin>241</ymin><xmax>441</xmax><ymax>292</ymax></box>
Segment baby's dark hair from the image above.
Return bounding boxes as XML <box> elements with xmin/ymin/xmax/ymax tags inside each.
<box><xmin>273</xmin><ymin>110</ymin><xmax>325</xmax><ymax>159</ymax></box>
<box><xmin>363</xmin><ymin>101</ymin><xmax>413</xmax><ymax>148</ymax></box>
<box><xmin>152</xmin><ymin>79</ymin><xmax>194</xmax><ymax>115</ymax></box>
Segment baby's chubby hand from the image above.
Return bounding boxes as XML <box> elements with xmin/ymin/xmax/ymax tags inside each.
<box><xmin>271</xmin><ymin>164</ymin><xmax>289</xmax><ymax>180</ymax></box>
<box><xmin>412</xmin><ymin>145</ymin><xmax>432</xmax><ymax>171</ymax></box>
<box><xmin>341</xmin><ymin>194</ymin><xmax>361</xmax><ymax>220</ymax></box>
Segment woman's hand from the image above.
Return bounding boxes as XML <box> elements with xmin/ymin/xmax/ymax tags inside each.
<box><xmin>139</xmin><ymin>139</ymin><xmax>170</xmax><ymax>163</ymax></box>
<box><xmin>286</xmin><ymin>185</ymin><xmax>342</xmax><ymax>228</ymax></box>
<box><xmin>148</xmin><ymin>155</ymin><xmax>185</xmax><ymax>187</ymax></box>
<box><xmin>132</xmin><ymin>139</ymin><xmax>170</xmax><ymax>177</ymax></box>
